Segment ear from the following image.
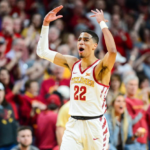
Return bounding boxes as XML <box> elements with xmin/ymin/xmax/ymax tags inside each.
<box><xmin>93</xmin><ymin>43</ymin><xmax>98</xmax><ymax>50</ymax></box>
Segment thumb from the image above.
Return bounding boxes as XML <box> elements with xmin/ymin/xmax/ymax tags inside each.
<box><xmin>105</xmin><ymin>20</ymin><xmax>109</xmax><ymax>22</ymax></box>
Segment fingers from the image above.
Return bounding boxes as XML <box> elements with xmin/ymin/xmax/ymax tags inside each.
<box><xmin>52</xmin><ymin>5</ymin><xmax>63</xmax><ymax>13</ymax></box>
<box><xmin>90</xmin><ymin>14</ymin><xmax>96</xmax><ymax>17</ymax></box>
<box><xmin>91</xmin><ymin>10</ymin><xmax>97</xmax><ymax>14</ymax></box>
<box><xmin>56</xmin><ymin>15</ymin><xmax>63</xmax><ymax>19</ymax></box>
<box><xmin>96</xmin><ymin>9</ymin><xmax>101</xmax><ymax>13</ymax></box>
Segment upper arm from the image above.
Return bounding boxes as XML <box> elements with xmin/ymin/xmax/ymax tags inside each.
<box><xmin>54</xmin><ymin>53</ymin><xmax>79</xmax><ymax>70</ymax></box>
<box><xmin>94</xmin><ymin>52</ymin><xmax>116</xmax><ymax>85</ymax></box>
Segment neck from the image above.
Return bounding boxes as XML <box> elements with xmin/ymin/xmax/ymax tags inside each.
<box><xmin>112</xmin><ymin>89</ymin><xmax>119</xmax><ymax>94</ymax></box>
<box><xmin>127</xmin><ymin>94</ymin><xmax>135</xmax><ymax>99</ymax></box>
<box><xmin>19</xmin><ymin>144</ymin><xmax>29</xmax><ymax>150</ymax></box>
<box><xmin>115</xmin><ymin>111</ymin><xmax>121</xmax><ymax>121</ymax></box>
<box><xmin>81</xmin><ymin>56</ymin><xmax>97</xmax><ymax>69</ymax></box>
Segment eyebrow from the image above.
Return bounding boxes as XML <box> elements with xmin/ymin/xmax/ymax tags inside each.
<box><xmin>78</xmin><ymin>37</ymin><xmax>92</xmax><ymax>39</ymax></box>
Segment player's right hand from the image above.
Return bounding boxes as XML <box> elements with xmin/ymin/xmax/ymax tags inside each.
<box><xmin>43</xmin><ymin>5</ymin><xmax>63</xmax><ymax>26</ymax></box>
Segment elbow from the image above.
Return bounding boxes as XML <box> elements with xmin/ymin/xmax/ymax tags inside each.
<box><xmin>36</xmin><ymin>45</ymin><xmax>43</xmax><ymax>58</ymax></box>
<box><xmin>110</xmin><ymin>48</ymin><xmax>117</xmax><ymax>53</ymax></box>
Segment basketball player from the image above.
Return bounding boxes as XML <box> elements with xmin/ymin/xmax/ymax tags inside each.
<box><xmin>37</xmin><ymin>5</ymin><xmax>117</xmax><ymax>150</ymax></box>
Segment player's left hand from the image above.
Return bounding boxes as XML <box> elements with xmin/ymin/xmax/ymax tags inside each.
<box><xmin>90</xmin><ymin>9</ymin><xmax>108</xmax><ymax>24</ymax></box>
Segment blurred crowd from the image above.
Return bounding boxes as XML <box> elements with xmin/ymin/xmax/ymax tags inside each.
<box><xmin>0</xmin><ymin>0</ymin><xmax>150</xmax><ymax>150</ymax></box>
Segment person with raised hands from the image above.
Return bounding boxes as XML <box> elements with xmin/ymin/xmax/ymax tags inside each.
<box><xmin>37</xmin><ymin>5</ymin><xmax>117</xmax><ymax>150</ymax></box>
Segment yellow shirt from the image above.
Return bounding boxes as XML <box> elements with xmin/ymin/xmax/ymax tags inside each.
<box><xmin>56</xmin><ymin>101</ymin><xmax>70</xmax><ymax>128</ymax></box>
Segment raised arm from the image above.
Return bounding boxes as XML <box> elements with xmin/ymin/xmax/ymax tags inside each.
<box><xmin>90</xmin><ymin>9</ymin><xmax>117</xmax><ymax>85</ymax></box>
<box><xmin>37</xmin><ymin>5</ymin><xmax>78</xmax><ymax>70</ymax></box>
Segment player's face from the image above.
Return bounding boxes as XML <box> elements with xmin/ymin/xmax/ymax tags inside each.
<box><xmin>114</xmin><ymin>95</ymin><xmax>126</xmax><ymax>115</ymax></box>
<box><xmin>17</xmin><ymin>130</ymin><xmax>32</xmax><ymax>147</ymax></box>
<box><xmin>77</xmin><ymin>32</ymin><xmax>97</xmax><ymax>58</ymax></box>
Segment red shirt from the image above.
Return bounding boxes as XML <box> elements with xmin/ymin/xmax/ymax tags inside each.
<box><xmin>18</xmin><ymin>93</ymin><xmax>44</xmax><ymax>126</ymax></box>
<box><xmin>102</xmin><ymin>30</ymin><xmax>133</xmax><ymax>57</ymax></box>
<box><xmin>36</xmin><ymin>110</ymin><xmax>58</xmax><ymax>149</ymax></box>
<box><xmin>5</xmin><ymin>86</ymin><xmax>19</xmax><ymax>120</ymax></box>
<box><xmin>40</xmin><ymin>78</ymin><xmax>70</xmax><ymax>103</ymax></box>
<box><xmin>126</xmin><ymin>97</ymin><xmax>148</xmax><ymax>144</ymax></box>
<box><xmin>0</xmin><ymin>32</ymin><xmax>21</xmax><ymax>54</ymax></box>
<box><xmin>146</xmin><ymin>105</ymin><xmax>150</xmax><ymax>140</ymax></box>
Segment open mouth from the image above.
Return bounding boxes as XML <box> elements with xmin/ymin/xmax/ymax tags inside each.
<box><xmin>119</xmin><ymin>106</ymin><xmax>123</xmax><ymax>110</ymax></box>
<box><xmin>79</xmin><ymin>47</ymin><xmax>84</xmax><ymax>52</ymax></box>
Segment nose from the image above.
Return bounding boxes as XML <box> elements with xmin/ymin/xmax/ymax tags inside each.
<box><xmin>79</xmin><ymin>39</ymin><xmax>84</xmax><ymax>45</ymax></box>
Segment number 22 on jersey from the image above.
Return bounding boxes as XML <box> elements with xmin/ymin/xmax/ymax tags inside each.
<box><xmin>74</xmin><ymin>85</ymin><xmax>86</xmax><ymax>101</ymax></box>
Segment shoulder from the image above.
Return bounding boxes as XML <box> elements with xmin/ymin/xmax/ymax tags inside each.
<box><xmin>30</xmin><ymin>145</ymin><xmax>39</xmax><ymax>150</ymax></box>
<box><xmin>59</xmin><ymin>102</ymin><xmax>70</xmax><ymax>115</ymax></box>
<box><xmin>11</xmin><ymin>146</ymin><xmax>19</xmax><ymax>150</ymax></box>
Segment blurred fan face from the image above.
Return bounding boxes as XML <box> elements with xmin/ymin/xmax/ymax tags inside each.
<box><xmin>49</xmin><ymin>27</ymin><xmax>60</xmax><ymax>42</ymax></box>
<box><xmin>13</xmin><ymin>19</ymin><xmax>22</xmax><ymax>33</ymax></box>
<box><xmin>112</xmin><ymin>15</ymin><xmax>120</xmax><ymax>28</ymax></box>
<box><xmin>2</xmin><ymin>17</ymin><xmax>13</xmax><ymax>34</ymax></box>
<box><xmin>111</xmin><ymin>77</ymin><xmax>121</xmax><ymax>91</ymax></box>
<box><xmin>0</xmin><ymin>1</ymin><xmax>10</xmax><ymax>16</ymax></box>
<box><xmin>126</xmin><ymin>79</ymin><xmax>138</xmax><ymax>96</ymax></box>
<box><xmin>28</xmin><ymin>82</ymin><xmax>39</xmax><ymax>96</ymax></box>
<box><xmin>32</xmin><ymin>14</ymin><xmax>42</xmax><ymax>29</ymax></box>
<box><xmin>0</xmin><ymin>70</ymin><xmax>10</xmax><ymax>86</ymax></box>
<box><xmin>17</xmin><ymin>130</ymin><xmax>32</xmax><ymax>147</ymax></box>
<box><xmin>140</xmin><ymin>79</ymin><xmax>150</xmax><ymax>89</ymax></box>
<box><xmin>114</xmin><ymin>95</ymin><xmax>126</xmax><ymax>115</ymax></box>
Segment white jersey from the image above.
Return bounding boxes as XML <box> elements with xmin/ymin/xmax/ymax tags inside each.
<box><xmin>69</xmin><ymin>60</ymin><xmax>109</xmax><ymax>116</ymax></box>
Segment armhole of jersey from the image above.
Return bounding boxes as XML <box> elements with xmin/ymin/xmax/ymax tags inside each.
<box><xmin>70</xmin><ymin>60</ymin><xmax>81</xmax><ymax>79</ymax></box>
<box><xmin>93</xmin><ymin>65</ymin><xmax>110</xmax><ymax>88</ymax></box>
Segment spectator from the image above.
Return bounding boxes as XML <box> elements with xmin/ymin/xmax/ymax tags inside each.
<box><xmin>133</xmin><ymin>52</ymin><xmax>150</xmax><ymax>80</ymax></box>
<box><xmin>11</xmin><ymin>126</ymin><xmax>39</xmax><ymax>150</ymax></box>
<box><xmin>105</xmin><ymin>93</ymin><xmax>143</xmax><ymax>150</ymax></box>
<box><xmin>18</xmin><ymin>80</ymin><xmax>46</xmax><ymax>126</ymax></box>
<box><xmin>124</xmin><ymin>75</ymin><xmax>149</xmax><ymax>150</ymax></box>
<box><xmin>102</xmin><ymin>14</ymin><xmax>133</xmax><ymax>57</ymax></box>
<box><xmin>86</xmin><ymin>0</ymin><xmax>111</xmax><ymax>46</ymax></box>
<box><xmin>13</xmin><ymin>18</ymin><xmax>22</xmax><ymax>37</ymax></box>
<box><xmin>40</xmin><ymin>64</ymin><xmax>70</xmax><ymax>100</ymax></box>
<box><xmin>69</xmin><ymin>0</ymin><xmax>94</xmax><ymax>32</ymax></box>
<box><xmin>0</xmin><ymin>0</ymin><xmax>11</xmax><ymax>30</ymax></box>
<box><xmin>36</xmin><ymin>94</ymin><xmax>61</xmax><ymax>150</ymax></box>
<box><xmin>6</xmin><ymin>38</ymin><xmax>28</xmax><ymax>79</ymax></box>
<box><xmin>22</xmin><ymin>13</ymin><xmax>42</xmax><ymax>47</ymax></box>
<box><xmin>106</xmin><ymin>74</ymin><xmax>122</xmax><ymax>107</ymax></box>
<box><xmin>0</xmin><ymin>16</ymin><xmax>20</xmax><ymax>53</ymax></box>
<box><xmin>56</xmin><ymin>101</ymin><xmax>70</xmax><ymax>147</ymax></box>
<box><xmin>48</xmin><ymin>26</ymin><xmax>61</xmax><ymax>50</ymax></box>
<box><xmin>0</xmin><ymin>82</ymin><xmax>18</xmax><ymax>150</ymax></box>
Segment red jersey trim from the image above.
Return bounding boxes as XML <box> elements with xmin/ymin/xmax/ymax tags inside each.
<box><xmin>79</xmin><ymin>59</ymin><xmax>99</xmax><ymax>74</ymax></box>
<box><xmin>71</xmin><ymin>60</ymin><xmax>81</xmax><ymax>79</ymax></box>
<box><xmin>93</xmin><ymin>66</ymin><xmax>110</xmax><ymax>88</ymax></box>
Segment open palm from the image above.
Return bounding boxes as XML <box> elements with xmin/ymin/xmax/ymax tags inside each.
<box><xmin>44</xmin><ymin>5</ymin><xmax>63</xmax><ymax>23</ymax></box>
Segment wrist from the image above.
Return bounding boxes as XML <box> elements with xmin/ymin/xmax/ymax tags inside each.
<box><xmin>43</xmin><ymin>20</ymin><xmax>50</xmax><ymax>26</ymax></box>
<box><xmin>99</xmin><ymin>21</ymin><xmax>108</xmax><ymax>30</ymax></box>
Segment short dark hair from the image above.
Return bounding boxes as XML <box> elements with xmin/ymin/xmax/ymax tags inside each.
<box><xmin>25</xmin><ymin>80</ymin><xmax>37</xmax><ymax>90</ymax></box>
<box><xmin>81</xmin><ymin>30</ymin><xmax>99</xmax><ymax>44</ymax></box>
<box><xmin>17</xmin><ymin>126</ymin><xmax>32</xmax><ymax>134</ymax></box>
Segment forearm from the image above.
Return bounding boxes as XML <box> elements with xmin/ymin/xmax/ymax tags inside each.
<box><xmin>56</xmin><ymin>127</ymin><xmax>65</xmax><ymax>146</ymax></box>
<box><xmin>5</xmin><ymin>58</ymin><xmax>18</xmax><ymax>71</ymax></box>
<box><xmin>36</xmin><ymin>25</ymin><xmax>57</xmax><ymax>62</ymax></box>
<box><xmin>102</xmin><ymin>28</ymin><xmax>117</xmax><ymax>53</ymax></box>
